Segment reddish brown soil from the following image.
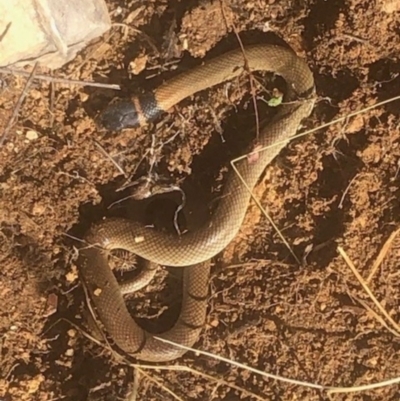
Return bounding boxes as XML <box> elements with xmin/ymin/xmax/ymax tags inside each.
<box><xmin>1</xmin><ymin>0</ymin><xmax>400</xmax><ymax>400</ymax></box>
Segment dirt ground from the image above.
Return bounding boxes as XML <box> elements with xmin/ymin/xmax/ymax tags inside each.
<box><xmin>1</xmin><ymin>0</ymin><xmax>400</xmax><ymax>400</ymax></box>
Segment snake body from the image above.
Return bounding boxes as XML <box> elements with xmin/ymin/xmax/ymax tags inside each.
<box><xmin>79</xmin><ymin>44</ymin><xmax>315</xmax><ymax>362</ymax></box>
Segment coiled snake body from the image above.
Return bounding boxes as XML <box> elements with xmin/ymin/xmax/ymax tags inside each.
<box><xmin>79</xmin><ymin>44</ymin><xmax>316</xmax><ymax>362</ymax></box>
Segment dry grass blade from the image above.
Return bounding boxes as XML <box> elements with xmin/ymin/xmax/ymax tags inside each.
<box><xmin>136</xmin><ymin>367</ymin><xmax>184</xmax><ymax>401</ymax></box>
<box><xmin>0</xmin><ymin>66</ymin><xmax>121</xmax><ymax>90</ymax></box>
<box><xmin>230</xmin><ymin>155</ymin><xmax>300</xmax><ymax>264</ymax></box>
<box><xmin>355</xmin><ymin>297</ymin><xmax>400</xmax><ymax>337</ymax></box>
<box><xmin>338</xmin><ymin>173</ymin><xmax>359</xmax><ymax>209</ymax></box>
<box><xmin>94</xmin><ymin>140</ymin><xmax>127</xmax><ymax>176</ymax></box>
<box><xmin>137</xmin><ymin>364</ymin><xmax>266</xmax><ymax>401</ymax></box>
<box><xmin>125</xmin><ymin>369</ymin><xmax>140</xmax><ymax>401</ymax></box>
<box><xmin>234</xmin><ymin>93</ymin><xmax>400</xmax><ymax>166</ymax></box>
<box><xmin>367</xmin><ymin>227</ymin><xmax>400</xmax><ymax>283</ymax></box>
<box><xmin>326</xmin><ymin>376</ymin><xmax>400</xmax><ymax>394</ymax></box>
<box><xmin>151</xmin><ymin>338</ymin><xmax>400</xmax><ymax>395</ymax></box>
<box><xmin>338</xmin><ymin>246</ymin><xmax>400</xmax><ymax>336</ymax></box>
<box><xmin>153</xmin><ymin>337</ymin><xmax>330</xmax><ymax>391</ymax></box>
<box><xmin>54</xmin><ymin>317</ymin><xmax>117</xmax><ymax>355</ymax></box>
<box><xmin>0</xmin><ymin>62</ymin><xmax>38</xmax><ymax>146</ymax></box>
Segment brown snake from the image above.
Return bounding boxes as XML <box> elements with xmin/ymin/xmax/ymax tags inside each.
<box><xmin>78</xmin><ymin>43</ymin><xmax>316</xmax><ymax>362</ymax></box>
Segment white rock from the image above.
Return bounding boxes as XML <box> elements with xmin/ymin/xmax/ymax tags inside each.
<box><xmin>0</xmin><ymin>0</ymin><xmax>111</xmax><ymax>69</ymax></box>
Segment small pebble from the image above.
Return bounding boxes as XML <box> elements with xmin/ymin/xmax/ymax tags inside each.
<box><xmin>25</xmin><ymin>130</ymin><xmax>38</xmax><ymax>141</ymax></box>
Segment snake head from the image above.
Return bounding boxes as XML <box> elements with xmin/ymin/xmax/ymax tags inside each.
<box><xmin>99</xmin><ymin>100</ymin><xmax>140</xmax><ymax>130</ymax></box>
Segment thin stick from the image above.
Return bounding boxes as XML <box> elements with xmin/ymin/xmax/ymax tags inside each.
<box><xmin>0</xmin><ymin>63</ymin><xmax>38</xmax><ymax>146</ymax></box>
<box><xmin>0</xmin><ymin>67</ymin><xmax>121</xmax><ymax>90</ymax></box>
<box><xmin>338</xmin><ymin>246</ymin><xmax>400</xmax><ymax>336</ymax></box>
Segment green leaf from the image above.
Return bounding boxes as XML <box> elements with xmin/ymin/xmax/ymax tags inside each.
<box><xmin>267</xmin><ymin>94</ymin><xmax>283</xmax><ymax>107</ymax></box>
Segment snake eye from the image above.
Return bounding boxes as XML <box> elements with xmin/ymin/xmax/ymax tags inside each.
<box><xmin>100</xmin><ymin>100</ymin><xmax>140</xmax><ymax>130</ymax></box>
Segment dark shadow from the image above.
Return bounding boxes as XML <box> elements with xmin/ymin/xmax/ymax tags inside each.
<box><xmin>303</xmin><ymin>0</ymin><xmax>347</xmax><ymax>47</ymax></box>
<box><xmin>368</xmin><ymin>58</ymin><xmax>400</xmax><ymax>116</ymax></box>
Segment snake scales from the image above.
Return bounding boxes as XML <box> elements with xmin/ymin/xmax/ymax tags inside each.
<box><xmin>78</xmin><ymin>43</ymin><xmax>316</xmax><ymax>362</ymax></box>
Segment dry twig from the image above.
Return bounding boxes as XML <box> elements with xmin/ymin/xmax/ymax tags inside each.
<box><xmin>0</xmin><ymin>63</ymin><xmax>38</xmax><ymax>145</ymax></box>
<box><xmin>0</xmin><ymin>66</ymin><xmax>121</xmax><ymax>90</ymax></box>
